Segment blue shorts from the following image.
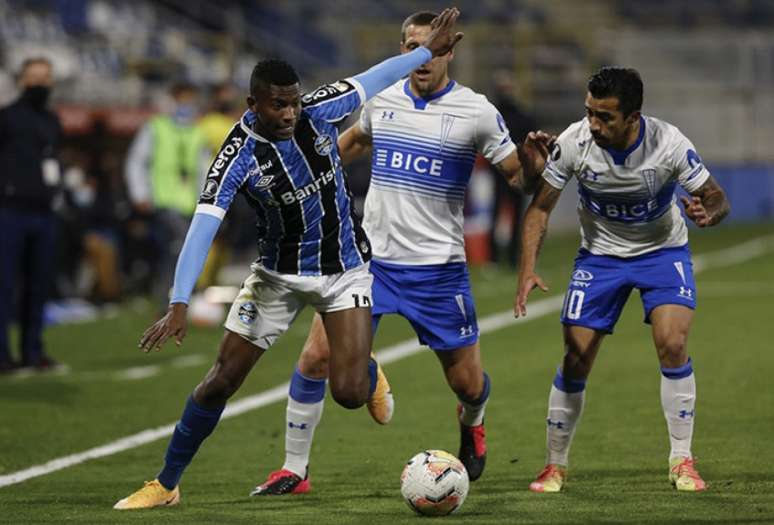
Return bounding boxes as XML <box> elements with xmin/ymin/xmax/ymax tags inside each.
<box><xmin>370</xmin><ymin>260</ymin><xmax>478</xmax><ymax>351</ymax></box>
<box><xmin>560</xmin><ymin>245</ymin><xmax>696</xmax><ymax>333</ymax></box>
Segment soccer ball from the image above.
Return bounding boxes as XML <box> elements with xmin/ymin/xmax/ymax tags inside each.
<box><xmin>400</xmin><ymin>450</ymin><xmax>469</xmax><ymax>516</ymax></box>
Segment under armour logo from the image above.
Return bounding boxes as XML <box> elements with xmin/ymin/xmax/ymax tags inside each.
<box><xmin>381</xmin><ymin>111</ymin><xmax>395</xmax><ymax>120</ymax></box>
<box><xmin>679</xmin><ymin>286</ymin><xmax>693</xmax><ymax>298</ymax></box>
<box><xmin>459</xmin><ymin>325</ymin><xmax>474</xmax><ymax>337</ymax></box>
<box><xmin>547</xmin><ymin>418</ymin><xmax>565</xmax><ymax>429</ymax></box>
<box><xmin>581</xmin><ymin>167</ymin><xmax>599</xmax><ymax>182</ymax></box>
<box><xmin>678</xmin><ymin>410</ymin><xmax>695</xmax><ymax>419</ymax></box>
<box><xmin>288</xmin><ymin>422</ymin><xmax>308</xmax><ymax>430</ymax></box>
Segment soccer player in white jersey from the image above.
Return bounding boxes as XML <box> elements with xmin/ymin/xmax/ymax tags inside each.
<box><xmin>112</xmin><ymin>9</ymin><xmax>466</xmax><ymax>510</ymax></box>
<box><xmin>516</xmin><ymin>67</ymin><xmax>730</xmax><ymax>493</ymax></box>
<box><xmin>252</xmin><ymin>11</ymin><xmax>553</xmax><ymax>495</ymax></box>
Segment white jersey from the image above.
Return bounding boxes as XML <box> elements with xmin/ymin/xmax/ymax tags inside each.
<box><xmin>543</xmin><ymin>115</ymin><xmax>711</xmax><ymax>257</ymax></box>
<box><xmin>359</xmin><ymin>79</ymin><xmax>515</xmax><ymax>265</ymax></box>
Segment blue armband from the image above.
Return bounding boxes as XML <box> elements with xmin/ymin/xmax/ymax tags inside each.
<box><xmin>169</xmin><ymin>212</ymin><xmax>221</xmax><ymax>305</ymax></box>
<box><xmin>353</xmin><ymin>47</ymin><xmax>433</xmax><ymax>100</ymax></box>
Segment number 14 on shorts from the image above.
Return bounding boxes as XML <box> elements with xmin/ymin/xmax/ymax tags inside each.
<box><xmin>352</xmin><ymin>293</ymin><xmax>371</xmax><ymax>308</ymax></box>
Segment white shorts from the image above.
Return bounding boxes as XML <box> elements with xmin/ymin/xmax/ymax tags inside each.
<box><xmin>224</xmin><ymin>262</ymin><xmax>373</xmax><ymax>350</ymax></box>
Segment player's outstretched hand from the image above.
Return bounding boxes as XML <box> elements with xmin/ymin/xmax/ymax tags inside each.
<box><xmin>514</xmin><ymin>271</ymin><xmax>549</xmax><ymax>318</ymax></box>
<box><xmin>681</xmin><ymin>195</ymin><xmax>710</xmax><ymax>227</ymax></box>
<box><xmin>521</xmin><ymin>130</ymin><xmax>557</xmax><ymax>175</ymax></box>
<box><xmin>424</xmin><ymin>7</ymin><xmax>464</xmax><ymax>57</ymax></box>
<box><xmin>139</xmin><ymin>303</ymin><xmax>188</xmax><ymax>352</ymax></box>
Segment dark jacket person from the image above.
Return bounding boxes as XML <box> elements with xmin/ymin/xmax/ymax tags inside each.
<box><xmin>0</xmin><ymin>57</ymin><xmax>63</xmax><ymax>372</ymax></box>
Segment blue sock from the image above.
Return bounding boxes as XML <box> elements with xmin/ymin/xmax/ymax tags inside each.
<box><xmin>289</xmin><ymin>368</ymin><xmax>327</xmax><ymax>403</ymax></box>
<box><xmin>458</xmin><ymin>372</ymin><xmax>491</xmax><ymax>426</ymax></box>
<box><xmin>367</xmin><ymin>357</ymin><xmax>378</xmax><ymax>397</ymax></box>
<box><xmin>158</xmin><ymin>396</ymin><xmax>224</xmax><ymax>490</ymax></box>
<box><xmin>661</xmin><ymin>357</ymin><xmax>693</xmax><ymax>379</ymax></box>
<box><xmin>553</xmin><ymin>367</ymin><xmax>587</xmax><ymax>393</ymax></box>
<box><xmin>457</xmin><ymin>372</ymin><xmax>491</xmax><ymax>406</ymax></box>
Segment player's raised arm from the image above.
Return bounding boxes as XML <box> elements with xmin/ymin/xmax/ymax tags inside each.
<box><xmin>515</xmin><ymin>178</ymin><xmax>562</xmax><ymax>317</ymax></box>
<box><xmin>680</xmin><ymin>175</ymin><xmax>730</xmax><ymax>228</ymax></box>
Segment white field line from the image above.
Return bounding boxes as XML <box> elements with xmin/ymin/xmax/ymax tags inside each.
<box><xmin>1</xmin><ymin>235</ymin><xmax>772</xmax><ymax>489</ymax></box>
<box><xmin>113</xmin><ymin>365</ymin><xmax>161</xmax><ymax>381</ymax></box>
<box><xmin>9</xmin><ymin>347</ymin><xmax>211</xmax><ymax>383</ymax></box>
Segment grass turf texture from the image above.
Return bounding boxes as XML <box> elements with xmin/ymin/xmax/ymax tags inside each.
<box><xmin>1</xmin><ymin>224</ymin><xmax>773</xmax><ymax>524</ymax></box>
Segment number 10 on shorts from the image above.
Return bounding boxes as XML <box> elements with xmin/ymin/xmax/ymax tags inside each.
<box><xmin>563</xmin><ymin>290</ymin><xmax>585</xmax><ymax>320</ymax></box>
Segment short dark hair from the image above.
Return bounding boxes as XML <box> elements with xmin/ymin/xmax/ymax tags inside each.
<box><xmin>250</xmin><ymin>59</ymin><xmax>299</xmax><ymax>95</ymax></box>
<box><xmin>587</xmin><ymin>67</ymin><xmax>643</xmax><ymax>117</ymax></box>
<box><xmin>401</xmin><ymin>11</ymin><xmax>437</xmax><ymax>42</ymax></box>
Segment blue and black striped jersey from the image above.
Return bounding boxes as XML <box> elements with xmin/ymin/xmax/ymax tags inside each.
<box><xmin>196</xmin><ymin>78</ymin><xmax>371</xmax><ymax>276</ymax></box>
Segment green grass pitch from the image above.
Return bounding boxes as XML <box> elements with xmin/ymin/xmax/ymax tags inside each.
<box><xmin>1</xmin><ymin>224</ymin><xmax>773</xmax><ymax>524</ymax></box>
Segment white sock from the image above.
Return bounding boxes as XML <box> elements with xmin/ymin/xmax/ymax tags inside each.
<box><xmin>459</xmin><ymin>399</ymin><xmax>488</xmax><ymax>427</ymax></box>
<box><xmin>660</xmin><ymin>369</ymin><xmax>696</xmax><ymax>460</ymax></box>
<box><xmin>459</xmin><ymin>372</ymin><xmax>490</xmax><ymax>427</ymax></box>
<box><xmin>282</xmin><ymin>397</ymin><xmax>324</xmax><ymax>478</ymax></box>
<box><xmin>546</xmin><ymin>383</ymin><xmax>585</xmax><ymax>467</ymax></box>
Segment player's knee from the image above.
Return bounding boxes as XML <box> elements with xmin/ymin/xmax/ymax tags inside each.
<box><xmin>447</xmin><ymin>371</ymin><xmax>483</xmax><ymax>401</ymax></box>
<box><xmin>657</xmin><ymin>335</ymin><xmax>688</xmax><ymax>365</ymax></box>
<box><xmin>330</xmin><ymin>383</ymin><xmax>367</xmax><ymax>409</ymax></box>
<box><xmin>562</xmin><ymin>347</ymin><xmax>590</xmax><ymax>379</ymax></box>
<box><xmin>329</xmin><ymin>373</ymin><xmax>368</xmax><ymax>409</ymax></box>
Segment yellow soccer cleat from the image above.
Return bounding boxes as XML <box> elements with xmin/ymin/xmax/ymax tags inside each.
<box><xmin>669</xmin><ymin>457</ymin><xmax>707</xmax><ymax>492</ymax></box>
<box><xmin>367</xmin><ymin>355</ymin><xmax>394</xmax><ymax>425</ymax></box>
<box><xmin>529</xmin><ymin>464</ymin><xmax>567</xmax><ymax>493</ymax></box>
<box><xmin>113</xmin><ymin>479</ymin><xmax>180</xmax><ymax>510</ymax></box>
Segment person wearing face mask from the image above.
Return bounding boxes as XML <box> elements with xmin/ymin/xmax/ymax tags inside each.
<box><xmin>0</xmin><ymin>57</ymin><xmax>63</xmax><ymax>374</ymax></box>
<box><xmin>125</xmin><ymin>82</ymin><xmax>210</xmax><ymax>312</ymax></box>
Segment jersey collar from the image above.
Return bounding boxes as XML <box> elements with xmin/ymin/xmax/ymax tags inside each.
<box><xmin>603</xmin><ymin>116</ymin><xmax>645</xmax><ymax>166</ymax></box>
<box><xmin>240</xmin><ymin>110</ymin><xmax>269</xmax><ymax>143</ymax></box>
<box><xmin>403</xmin><ymin>79</ymin><xmax>456</xmax><ymax>110</ymax></box>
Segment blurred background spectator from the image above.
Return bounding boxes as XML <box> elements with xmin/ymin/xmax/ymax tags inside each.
<box><xmin>489</xmin><ymin>69</ymin><xmax>539</xmax><ymax>268</ymax></box>
<box><xmin>124</xmin><ymin>82</ymin><xmax>209</xmax><ymax>312</ymax></box>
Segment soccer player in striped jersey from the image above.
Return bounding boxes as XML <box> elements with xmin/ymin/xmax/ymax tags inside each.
<box><xmin>113</xmin><ymin>8</ymin><xmax>465</xmax><ymax>510</ymax></box>
<box><xmin>252</xmin><ymin>11</ymin><xmax>554</xmax><ymax>496</ymax></box>
<box><xmin>516</xmin><ymin>67</ymin><xmax>730</xmax><ymax>493</ymax></box>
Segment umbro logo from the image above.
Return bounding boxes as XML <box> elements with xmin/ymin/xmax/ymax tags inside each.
<box><xmin>255</xmin><ymin>175</ymin><xmax>274</xmax><ymax>189</ymax></box>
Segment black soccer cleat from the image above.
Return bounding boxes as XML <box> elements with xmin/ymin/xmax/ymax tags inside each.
<box><xmin>250</xmin><ymin>468</ymin><xmax>310</xmax><ymax>496</ymax></box>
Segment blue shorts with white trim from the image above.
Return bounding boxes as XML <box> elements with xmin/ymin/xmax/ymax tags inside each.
<box><xmin>370</xmin><ymin>259</ymin><xmax>478</xmax><ymax>351</ymax></box>
<box><xmin>560</xmin><ymin>245</ymin><xmax>696</xmax><ymax>333</ymax></box>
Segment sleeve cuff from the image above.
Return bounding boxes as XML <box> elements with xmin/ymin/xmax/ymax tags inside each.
<box><xmin>195</xmin><ymin>203</ymin><xmax>227</xmax><ymax>220</ymax></box>
<box><xmin>542</xmin><ymin>169</ymin><xmax>568</xmax><ymax>190</ymax></box>
<box><xmin>346</xmin><ymin>77</ymin><xmax>367</xmax><ymax>107</ymax></box>
<box><xmin>488</xmin><ymin>141</ymin><xmax>517</xmax><ymax>166</ymax></box>
<box><xmin>682</xmin><ymin>168</ymin><xmax>711</xmax><ymax>194</ymax></box>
